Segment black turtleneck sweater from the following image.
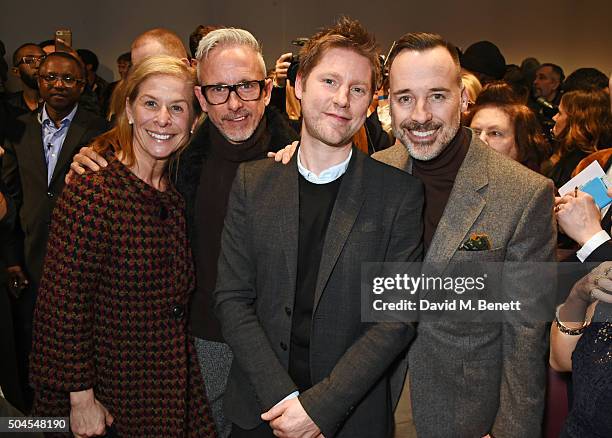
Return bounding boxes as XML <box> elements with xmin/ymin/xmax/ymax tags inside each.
<box><xmin>179</xmin><ymin>106</ymin><xmax>299</xmax><ymax>341</ymax></box>
<box><xmin>412</xmin><ymin>127</ymin><xmax>471</xmax><ymax>251</ymax></box>
<box><xmin>191</xmin><ymin>117</ymin><xmax>273</xmax><ymax>341</ymax></box>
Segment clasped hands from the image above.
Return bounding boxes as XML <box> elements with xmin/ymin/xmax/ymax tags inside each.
<box><xmin>261</xmin><ymin>397</ymin><xmax>323</xmax><ymax>438</ymax></box>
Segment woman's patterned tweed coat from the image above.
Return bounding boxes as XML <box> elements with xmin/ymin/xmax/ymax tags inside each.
<box><xmin>30</xmin><ymin>158</ymin><xmax>217</xmax><ymax>437</ymax></box>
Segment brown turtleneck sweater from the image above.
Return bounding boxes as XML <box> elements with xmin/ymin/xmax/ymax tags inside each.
<box><xmin>192</xmin><ymin>116</ymin><xmax>272</xmax><ymax>341</ymax></box>
<box><xmin>412</xmin><ymin>127</ymin><xmax>471</xmax><ymax>251</ymax></box>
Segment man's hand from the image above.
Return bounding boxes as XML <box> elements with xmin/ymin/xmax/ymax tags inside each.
<box><xmin>274</xmin><ymin>53</ymin><xmax>293</xmax><ymax>88</ymax></box>
<box><xmin>555</xmin><ymin>190</ymin><xmax>603</xmax><ymax>245</ymax></box>
<box><xmin>70</xmin><ymin>389</ymin><xmax>114</xmax><ymax>438</ymax></box>
<box><xmin>267</xmin><ymin>141</ymin><xmax>298</xmax><ymax>165</ymax></box>
<box><xmin>65</xmin><ymin>146</ymin><xmax>108</xmax><ymax>184</ymax></box>
<box><xmin>261</xmin><ymin>397</ymin><xmax>321</xmax><ymax>438</ymax></box>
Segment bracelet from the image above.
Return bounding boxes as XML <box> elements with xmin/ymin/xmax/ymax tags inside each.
<box><xmin>554</xmin><ymin>304</ymin><xmax>586</xmax><ymax>336</ymax></box>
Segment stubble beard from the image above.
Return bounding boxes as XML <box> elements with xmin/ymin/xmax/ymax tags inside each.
<box><xmin>218</xmin><ymin>110</ymin><xmax>258</xmax><ymax>144</ymax></box>
<box><xmin>21</xmin><ymin>71</ymin><xmax>39</xmax><ymax>90</ymax></box>
<box><xmin>304</xmin><ymin>119</ymin><xmax>355</xmax><ymax>148</ymax></box>
<box><xmin>302</xmin><ymin>106</ymin><xmax>361</xmax><ymax>149</ymax></box>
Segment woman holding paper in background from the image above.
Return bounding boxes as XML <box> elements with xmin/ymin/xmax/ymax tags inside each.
<box><xmin>555</xmin><ymin>77</ymin><xmax>612</xmax><ymax>259</ymax></box>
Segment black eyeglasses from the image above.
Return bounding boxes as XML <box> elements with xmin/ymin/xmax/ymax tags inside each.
<box><xmin>17</xmin><ymin>55</ymin><xmax>46</xmax><ymax>66</ymax></box>
<box><xmin>39</xmin><ymin>73</ymin><xmax>83</xmax><ymax>87</ymax></box>
<box><xmin>200</xmin><ymin>80</ymin><xmax>266</xmax><ymax>105</ymax></box>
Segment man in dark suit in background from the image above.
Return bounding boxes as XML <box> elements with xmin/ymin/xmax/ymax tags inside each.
<box><xmin>1</xmin><ymin>51</ymin><xmax>107</xmax><ymax>410</ymax></box>
<box><xmin>214</xmin><ymin>18</ymin><xmax>423</xmax><ymax>438</ymax></box>
<box><xmin>373</xmin><ymin>32</ymin><xmax>556</xmax><ymax>437</ymax></box>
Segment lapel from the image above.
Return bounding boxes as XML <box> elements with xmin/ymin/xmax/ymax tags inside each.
<box><xmin>276</xmin><ymin>153</ymin><xmax>300</xmax><ymax>297</ymax></box>
<box><xmin>313</xmin><ymin>148</ymin><xmax>366</xmax><ymax>311</ymax></box>
<box><xmin>23</xmin><ymin>112</ymin><xmax>48</xmax><ymax>184</ymax></box>
<box><xmin>397</xmin><ymin>142</ymin><xmax>413</xmax><ymax>173</ymax></box>
<box><xmin>425</xmin><ymin>139</ymin><xmax>489</xmax><ymax>267</ymax></box>
<box><xmin>50</xmin><ymin>107</ymin><xmax>88</xmax><ymax>186</ymax></box>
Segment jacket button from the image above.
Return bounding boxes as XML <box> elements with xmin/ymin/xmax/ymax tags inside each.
<box><xmin>285</xmin><ymin>306</ymin><xmax>292</xmax><ymax>316</ymax></box>
<box><xmin>280</xmin><ymin>342</ymin><xmax>287</xmax><ymax>351</ymax></box>
<box><xmin>172</xmin><ymin>304</ymin><xmax>185</xmax><ymax>320</ymax></box>
<box><xmin>47</xmin><ymin>192</ymin><xmax>54</xmax><ymax>198</ymax></box>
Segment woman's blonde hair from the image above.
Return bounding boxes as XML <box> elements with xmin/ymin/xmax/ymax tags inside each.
<box><xmin>461</xmin><ymin>70</ymin><xmax>482</xmax><ymax>105</ymax></box>
<box><xmin>92</xmin><ymin>55</ymin><xmax>201</xmax><ymax>166</ymax></box>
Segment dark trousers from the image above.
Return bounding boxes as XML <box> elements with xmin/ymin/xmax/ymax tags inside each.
<box><xmin>1</xmin><ymin>279</ymin><xmax>27</xmax><ymax>412</ymax></box>
<box><xmin>10</xmin><ymin>285</ymin><xmax>36</xmax><ymax>413</ymax></box>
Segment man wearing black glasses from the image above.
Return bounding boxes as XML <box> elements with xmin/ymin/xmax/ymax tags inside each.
<box><xmin>1</xmin><ymin>51</ymin><xmax>107</xmax><ymax>411</ymax></box>
<box><xmin>177</xmin><ymin>28</ymin><xmax>298</xmax><ymax>437</ymax></box>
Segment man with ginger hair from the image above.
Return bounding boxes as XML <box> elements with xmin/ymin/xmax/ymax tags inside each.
<box><xmin>213</xmin><ymin>17</ymin><xmax>422</xmax><ymax>438</ymax></box>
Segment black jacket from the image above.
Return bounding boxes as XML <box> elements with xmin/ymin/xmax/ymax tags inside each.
<box><xmin>2</xmin><ymin>107</ymin><xmax>108</xmax><ymax>293</ymax></box>
<box><xmin>174</xmin><ymin>105</ymin><xmax>299</xmax><ymax>340</ymax></box>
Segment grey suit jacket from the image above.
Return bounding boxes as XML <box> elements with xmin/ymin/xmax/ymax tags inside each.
<box><xmin>214</xmin><ymin>148</ymin><xmax>424</xmax><ymax>437</ymax></box>
<box><xmin>373</xmin><ymin>131</ymin><xmax>556</xmax><ymax>438</ymax></box>
<box><xmin>2</xmin><ymin>107</ymin><xmax>108</xmax><ymax>291</ymax></box>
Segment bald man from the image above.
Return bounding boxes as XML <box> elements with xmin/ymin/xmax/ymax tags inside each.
<box><xmin>100</xmin><ymin>28</ymin><xmax>190</xmax><ymax>120</ymax></box>
<box><xmin>130</xmin><ymin>27</ymin><xmax>189</xmax><ymax>65</ymax></box>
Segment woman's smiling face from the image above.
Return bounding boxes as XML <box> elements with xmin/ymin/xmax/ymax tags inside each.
<box><xmin>126</xmin><ymin>74</ymin><xmax>196</xmax><ymax>165</ymax></box>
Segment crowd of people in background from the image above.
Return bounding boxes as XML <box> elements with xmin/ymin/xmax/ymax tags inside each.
<box><xmin>0</xmin><ymin>17</ymin><xmax>610</xmax><ymax>438</ymax></box>
<box><xmin>2</xmin><ymin>27</ymin><xmax>611</xmax><ymax>185</ymax></box>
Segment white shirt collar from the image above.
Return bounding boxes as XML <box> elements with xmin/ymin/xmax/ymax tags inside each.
<box><xmin>297</xmin><ymin>147</ymin><xmax>352</xmax><ymax>185</ymax></box>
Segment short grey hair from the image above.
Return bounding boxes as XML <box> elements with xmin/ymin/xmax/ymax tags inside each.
<box><xmin>195</xmin><ymin>28</ymin><xmax>266</xmax><ymax>80</ymax></box>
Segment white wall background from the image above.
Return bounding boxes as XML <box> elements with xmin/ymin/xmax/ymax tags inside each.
<box><xmin>1</xmin><ymin>0</ymin><xmax>611</xmax><ymax>88</ymax></box>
